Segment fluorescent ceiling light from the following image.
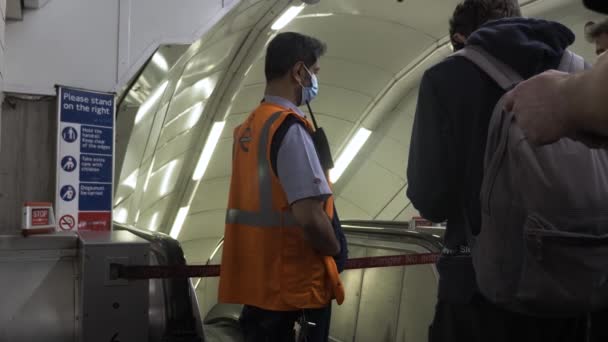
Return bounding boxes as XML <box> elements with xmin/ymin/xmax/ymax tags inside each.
<box><xmin>330</xmin><ymin>127</ymin><xmax>372</xmax><ymax>182</ymax></box>
<box><xmin>299</xmin><ymin>13</ymin><xmax>333</xmax><ymax>18</ymax></box>
<box><xmin>152</xmin><ymin>53</ymin><xmax>169</xmax><ymax>71</ymax></box>
<box><xmin>159</xmin><ymin>159</ymin><xmax>178</xmax><ymax>196</ymax></box>
<box><xmin>170</xmin><ymin>206</ymin><xmax>190</xmax><ymax>239</ymax></box>
<box><xmin>134</xmin><ymin>81</ymin><xmax>168</xmax><ymax>125</ymax></box>
<box><xmin>192</xmin><ymin>122</ymin><xmax>226</xmax><ymax>181</ymax></box>
<box><xmin>114</xmin><ymin>208</ymin><xmax>128</xmax><ymax>224</ymax></box>
<box><xmin>271</xmin><ymin>4</ymin><xmax>305</xmax><ymax>30</ymax></box>
<box><xmin>122</xmin><ymin>169</ymin><xmax>139</xmax><ymax>189</ymax></box>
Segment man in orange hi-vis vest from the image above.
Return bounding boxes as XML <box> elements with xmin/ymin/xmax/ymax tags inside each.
<box><xmin>219</xmin><ymin>32</ymin><xmax>347</xmax><ymax>342</ymax></box>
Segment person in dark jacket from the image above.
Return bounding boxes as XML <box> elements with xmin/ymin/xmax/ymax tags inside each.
<box><xmin>407</xmin><ymin>1</ymin><xmax>587</xmax><ymax>341</ymax></box>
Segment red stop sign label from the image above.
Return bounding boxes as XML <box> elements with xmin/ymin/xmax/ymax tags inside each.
<box><xmin>32</xmin><ymin>208</ymin><xmax>50</xmax><ymax>226</ymax></box>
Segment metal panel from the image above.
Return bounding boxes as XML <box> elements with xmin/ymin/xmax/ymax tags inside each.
<box><xmin>23</xmin><ymin>0</ymin><xmax>51</xmax><ymax>9</ymax></box>
<box><xmin>5</xmin><ymin>0</ymin><xmax>21</xmax><ymax>20</ymax></box>
<box><xmin>0</xmin><ymin>0</ymin><xmax>6</xmax><ymax>20</ymax></box>
<box><xmin>354</xmin><ymin>247</ymin><xmax>404</xmax><ymax>342</ymax></box>
<box><xmin>396</xmin><ymin>264</ymin><xmax>439</xmax><ymax>342</ymax></box>
<box><xmin>148</xmin><ymin>253</ymin><xmax>167</xmax><ymax>342</ymax></box>
<box><xmin>0</xmin><ymin>13</ymin><xmax>5</xmax><ymax>50</ymax></box>
<box><xmin>79</xmin><ymin>231</ymin><xmax>149</xmax><ymax>342</ymax></box>
<box><xmin>0</xmin><ymin>232</ymin><xmax>77</xmax><ymax>250</ymax></box>
<box><xmin>329</xmin><ymin>245</ymin><xmax>366</xmax><ymax>342</ymax></box>
<box><xmin>0</xmin><ymin>235</ymin><xmax>77</xmax><ymax>342</ymax></box>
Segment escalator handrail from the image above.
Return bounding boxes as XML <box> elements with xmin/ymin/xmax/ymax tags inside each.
<box><xmin>200</xmin><ymin>221</ymin><xmax>444</xmax><ymax>268</ymax></box>
<box><xmin>341</xmin><ymin>222</ymin><xmax>443</xmax><ymax>249</ymax></box>
<box><xmin>341</xmin><ymin>220</ymin><xmax>412</xmax><ymax>229</ymax></box>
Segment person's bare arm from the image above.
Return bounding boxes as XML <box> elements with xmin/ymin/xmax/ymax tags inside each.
<box><xmin>564</xmin><ymin>52</ymin><xmax>608</xmax><ymax>138</ymax></box>
<box><xmin>291</xmin><ymin>198</ymin><xmax>340</xmax><ymax>256</ymax></box>
<box><xmin>506</xmin><ymin>52</ymin><xmax>608</xmax><ymax>145</ymax></box>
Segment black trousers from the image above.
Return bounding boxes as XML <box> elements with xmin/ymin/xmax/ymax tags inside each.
<box><xmin>240</xmin><ymin>304</ymin><xmax>332</xmax><ymax>342</ymax></box>
<box><xmin>429</xmin><ymin>294</ymin><xmax>592</xmax><ymax>342</ymax></box>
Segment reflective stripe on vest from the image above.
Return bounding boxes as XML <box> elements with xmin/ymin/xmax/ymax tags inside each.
<box><xmin>225</xmin><ymin>111</ymin><xmax>299</xmax><ymax>227</ymax></box>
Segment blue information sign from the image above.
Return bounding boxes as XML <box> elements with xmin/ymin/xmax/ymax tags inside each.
<box><xmin>80</xmin><ymin>154</ymin><xmax>112</xmax><ymax>183</ymax></box>
<box><xmin>79</xmin><ymin>183</ymin><xmax>112</xmax><ymax>211</ymax></box>
<box><xmin>80</xmin><ymin>126</ymin><xmax>113</xmax><ymax>155</ymax></box>
<box><xmin>56</xmin><ymin>86</ymin><xmax>115</xmax><ymax>231</ymax></box>
<box><xmin>60</xmin><ymin>88</ymin><xmax>114</xmax><ymax>127</ymax></box>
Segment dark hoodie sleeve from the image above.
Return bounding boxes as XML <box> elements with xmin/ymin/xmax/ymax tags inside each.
<box><xmin>406</xmin><ymin>71</ymin><xmax>452</xmax><ymax>222</ymax></box>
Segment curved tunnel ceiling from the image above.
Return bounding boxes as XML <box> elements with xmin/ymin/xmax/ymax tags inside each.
<box><xmin>114</xmin><ymin>0</ymin><xmax>604</xmax><ymax>263</ymax></box>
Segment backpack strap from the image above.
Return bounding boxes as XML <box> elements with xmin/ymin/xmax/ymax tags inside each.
<box><xmin>451</xmin><ymin>45</ymin><xmax>524</xmax><ymax>248</ymax></box>
<box><xmin>453</xmin><ymin>45</ymin><xmax>523</xmax><ymax>90</ymax></box>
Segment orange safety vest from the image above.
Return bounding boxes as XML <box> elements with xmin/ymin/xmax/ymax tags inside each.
<box><xmin>218</xmin><ymin>101</ymin><xmax>345</xmax><ymax>311</ymax></box>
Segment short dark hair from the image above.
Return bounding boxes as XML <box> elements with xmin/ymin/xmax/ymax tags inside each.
<box><xmin>585</xmin><ymin>19</ymin><xmax>608</xmax><ymax>42</ymax></box>
<box><xmin>449</xmin><ymin>0</ymin><xmax>521</xmax><ymax>49</ymax></box>
<box><xmin>265</xmin><ymin>32</ymin><xmax>327</xmax><ymax>82</ymax></box>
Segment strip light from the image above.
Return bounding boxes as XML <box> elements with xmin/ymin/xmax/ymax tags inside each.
<box><xmin>170</xmin><ymin>206</ymin><xmax>190</xmax><ymax>239</ymax></box>
<box><xmin>192</xmin><ymin>122</ymin><xmax>226</xmax><ymax>181</ymax></box>
<box><xmin>271</xmin><ymin>4</ymin><xmax>305</xmax><ymax>30</ymax></box>
<box><xmin>330</xmin><ymin>127</ymin><xmax>372</xmax><ymax>182</ymax></box>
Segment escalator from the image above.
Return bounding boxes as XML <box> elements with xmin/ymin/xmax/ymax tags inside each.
<box><xmin>114</xmin><ymin>224</ymin><xmax>205</xmax><ymax>341</ymax></box>
<box><xmin>112</xmin><ymin>224</ymin><xmax>241</xmax><ymax>342</ymax></box>
<box><xmin>0</xmin><ymin>221</ymin><xmax>439</xmax><ymax>341</ymax></box>
<box><xmin>191</xmin><ymin>221</ymin><xmax>443</xmax><ymax>342</ymax></box>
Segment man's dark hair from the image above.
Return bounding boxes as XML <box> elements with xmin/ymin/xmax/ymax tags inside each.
<box><xmin>585</xmin><ymin>19</ymin><xmax>608</xmax><ymax>42</ymax></box>
<box><xmin>449</xmin><ymin>0</ymin><xmax>521</xmax><ymax>50</ymax></box>
<box><xmin>265</xmin><ymin>32</ymin><xmax>327</xmax><ymax>82</ymax></box>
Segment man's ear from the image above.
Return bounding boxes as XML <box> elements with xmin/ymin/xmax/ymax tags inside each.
<box><xmin>452</xmin><ymin>33</ymin><xmax>467</xmax><ymax>45</ymax></box>
<box><xmin>292</xmin><ymin>61</ymin><xmax>305</xmax><ymax>85</ymax></box>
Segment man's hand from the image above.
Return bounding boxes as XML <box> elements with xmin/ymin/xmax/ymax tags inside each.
<box><xmin>291</xmin><ymin>198</ymin><xmax>340</xmax><ymax>256</ymax></box>
<box><xmin>504</xmin><ymin>70</ymin><xmax>573</xmax><ymax>145</ymax></box>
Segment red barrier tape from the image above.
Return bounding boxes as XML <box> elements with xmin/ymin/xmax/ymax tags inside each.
<box><xmin>114</xmin><ymin>252</ymin><xmax>440</xmax><ymax>280</ymax></box>
<box><xmin>344</xmin><ymin>252</ymin><xmax>440</xmax><ymax>270</ymax></box>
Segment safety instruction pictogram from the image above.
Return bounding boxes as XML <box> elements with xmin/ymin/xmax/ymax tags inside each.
<box><xmin>61</xmin><ymin>156</ymin><xmax>77</xmax><ymax>172</ymax></box>
<box><xmin>58</xmin><ymin>214</ymin><xmax>75</xmax><ymax>231</ymax></box>
<box><xmin>60</xmin><ymin>185</ymin><xmax>76</xmax><ymax>202</ymax></box>
<box><xmin>62</xmin><ymin>126</ymin><xmax>78</xmax><ymax>143</ymax></box>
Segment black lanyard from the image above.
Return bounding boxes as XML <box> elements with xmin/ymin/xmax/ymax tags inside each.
<box><xmin>306</xmin><ymin>101</ymin><xmax>334</xmax><ymax>172</ymax></box>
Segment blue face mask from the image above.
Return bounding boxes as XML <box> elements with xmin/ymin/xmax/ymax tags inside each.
<box><xmin>300</xmin><ymin>66</ymin><xmax>319</xmax><ymax>105</ymax></box>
